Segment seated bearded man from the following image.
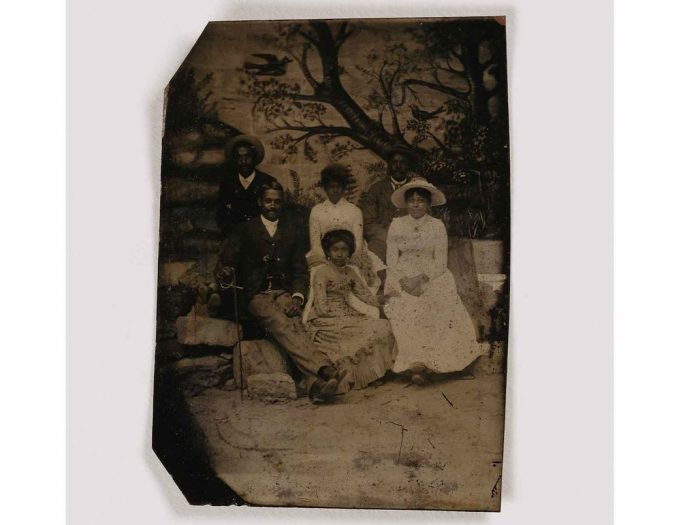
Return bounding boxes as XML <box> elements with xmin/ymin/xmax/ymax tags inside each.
<box><xmin>217</xmin><ymin>180</ymin><xmax>346</xmax><ymax>403</ymax></box>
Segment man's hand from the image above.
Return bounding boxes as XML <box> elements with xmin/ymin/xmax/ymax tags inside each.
<box><xmin>284</xmin><ymin>295</ymin><xmax>304</xmax><ymax>317</ymax></box>
<box><xmin>216</xmin><ymin>266</ymin><xmax>236</xmax><ymax>288</ymax></box>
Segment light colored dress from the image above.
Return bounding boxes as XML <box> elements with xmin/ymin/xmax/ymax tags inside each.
<box><xmin>303</xmin><ymin>262</ymin><xmax>396</xmax><ymax>391</ymax></box>
<box><xmin>384</xmin><ymin>214</ymin><xmax>485</xmax><ymax>374</ymax></box>
<box><xmin>307</xmin><ymin>198</ymin><xmax>385</xmax><ymax>291</ymax></box>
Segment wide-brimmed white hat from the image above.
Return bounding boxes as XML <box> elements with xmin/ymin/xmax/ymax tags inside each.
<box><xmin>224</xmin><ymin>134</ymin><xmax>265</xmax><ymax>165</ymax></box>
<box><xmin>390</xmin><ymin>177</ymin><xmax>447</xmax><ymax>208</ymax></box>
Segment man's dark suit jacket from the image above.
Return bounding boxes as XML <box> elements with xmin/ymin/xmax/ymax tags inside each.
<box><xmin>216</xmin><ymin>170</ymin><xmax>278</xmax><ymax>237</ymax></box>
<box><xmin>218</xmin><ymin>215</ymin><xmax>309</xmax><ymax>306</ymax></box>
<box><xmin>358</xmin><ymin>177</ymin><xmax>407</xmax><ymax>260</ymax></box>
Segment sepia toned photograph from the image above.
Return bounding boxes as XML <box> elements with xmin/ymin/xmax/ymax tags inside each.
<box><xmin>152</xmin><ymin>16</ymin><xmax>510</xmax><ymax>511</ymax></box>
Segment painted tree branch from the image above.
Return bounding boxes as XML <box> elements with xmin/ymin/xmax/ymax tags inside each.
<box><xmin>402</xmin><ymin>78</ymin><xmax>469</xmax><ymax>100</ymax></box>
<box><xmin>396</xmin><ymin>82</ymin><xmax>425</xmax><ymax>107</ymax></box>
<box><xmin>289</xmin><ymin>93</ymin><xmax>327</xmax><ymax>103</ymax></box>
<box><xmin>444</xmin><ymin>53</ymin><xmax>466</xmax><ymax>75</ymax></box>
<box><xmin>449</xmin><ymin>46</ymin><xmax>465</xmax><ymax>63</ymax></box>
<box><xmin>298</xmin><ymin>29</ymin><xmax>320</xmax><ymax>48</ymax></box>
<box><xmin>445</xmin><ymin>43</ymin><xmax>479</xmax><ymax>112</ymax></box>
<box><xmin>307</xmin><ymin>22</ymin><xmax>416</xmax><ymax>157</ymax></box>
<box><xmin>387</xmin><ymin>65</ymin><xmax>403</xmax><ymax>103</ymax></box>
<box><xmin>256</xmin><ymin>21</ymin><xmax>419</xmax><ymax>160</ymax></box>
<box><xmin>334</xmin><ymin>22</ymin><xmax>353</xmax><ymax>50</ymax></box>
<box><xmin>379</xmin><ymin>72</ymin><xmax>403</xmax><ymax>137</ymax></box>
<box><xmin>378</xmin><ymin>63</ymin><xmax>402</xmax><ymax>137</ymax></box>
<box><xmin>268</xmin><ymin>121</ymin><xmax>360</xmax><ymax>140</ymax></box>
<box><xmin>307</xmin><ymin>22</ymin><xmax>337</xmax><ymax>87</ymax></box>
<box><xmin>427</xmin><ymin>131</ymin><xmax>449</xmax><ymax>151</ymax></box>
<box><xmin>377</xmin><ymin>107</ymin><xmax>387</xmax><ymax>131</ymax></box>
<box><xmin>297</xmin><ymin>44</ymin><xmax>321</xmax><ymax>91</ymax></box>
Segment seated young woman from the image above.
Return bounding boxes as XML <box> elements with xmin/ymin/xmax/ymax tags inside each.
<box><xmin>303</xmin><ymin>229</ymin><xmax>396</xmax><ymax>392</ymax></box>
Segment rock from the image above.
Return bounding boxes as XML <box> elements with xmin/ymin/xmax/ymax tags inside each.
<box><xmin>181</xmin><ymin>234</ymin><xmax>221</xmax><ymax>256</ymax></box>
<box><xmin>176</xmin><ymin>254</ymin><xmax>218</xmax><ymax>288</ymax></box>
<box><xmin>478</xmin><ymin>274</ymin><xmax>507</xmax><ymax>312</ymax></box>
<box><xmin>471</xmin><ymin>239</ymin><xmax>504</xmax><ymax>275</ymax></box>
<box><xmin>220</xmin><ymin>378</ymin><xmax>238</xmax><ymax>391</ymax></box>
<box><xmin>155</xmin><ymin>339</ymin><xmax>184</xmax><ymax>361</ymax></box>
<box><xmin>158</xmin><ymin>261</ymin><xmax>197</xmax><ymax>287</ymax></box>
<box><xmin>176</xmin><ymin>313</ymin><xmax>240</xmax><ymax>346</ymax></box>
<box><xmin>162</xmin><ymin>177</ymin><xmax>219</xmax><ymax>206</ymax></box>
<box><xmin>448</xmin><ymin>238</ymin><xmax>486</xmax><ymax>331</ymax></box>
<box><xmin>472</xmin><ymin>342</ymin><xmax>506</xmax><ymax>377</ymax></box>
<box><xmin>158</xmin><ymin>285</ymin><xmax>196</xmax><ymax>320</ymax></box>
<box><xmin>173</xmin><ymin>355</ymin><xmax>229</xmax><ymax>372</ymax></box>
<box><xmin>232</xmin><ymin>339</ymin><xmax>295</xmax><ymax>388</ymax></box>
<box><xmin>180</xmin><ymin>369</ymin><xmax>224</xmax><ymax>396</ymax></box>
<box><xmin>156</xmin><ymin>318</ymin><xmax>177</xmax><ymax>340</ymax></box>
<box><xmin>246</xmin><ymin>373</ymin><xmax>297</xmax><ymax>401</ymax></box>
<box><xmin>177</xmin><ymin>218</ymin><xmax>194</xmax><ymax>233</ymax></box>
<box><xmin>171</xmin><ymin>354</ymin><xmax>232</xmax><ymax>396</ymax></box>
<box><xmin>170</xmin><ymin>206</ymin><xmax>220</xmax><ymax>233</ymax></box>
<box><xmin>196</xmin><ymin>148</ymin><xmax>226</xmax><ymax>166</ymax></box>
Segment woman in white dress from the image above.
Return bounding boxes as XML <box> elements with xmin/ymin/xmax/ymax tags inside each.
<box><xmin>306</xmin><ymin>163</ymin><xmax>385</xmax><ymax>291</ymax></box>
<box><xmin>383</xmin><ymin>177</ymin><xmax>486</xmax><ymax>385</ymax></box>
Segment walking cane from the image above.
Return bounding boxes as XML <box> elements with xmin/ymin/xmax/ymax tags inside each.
<box><xmin>220</xmin><ymin>266</ymin><xmax>245</xmax><ymax>402</ymax></box>
<box><xmin>231</xmin><ymin>267</ymin><xmax>245</xmax><ymax>402</ymax></box>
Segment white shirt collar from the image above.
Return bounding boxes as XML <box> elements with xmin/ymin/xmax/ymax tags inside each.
<box><xmin>260</xmin><ymin>215</ymin><xmax>278</xmax><ymax>228</ymax></box>
<box><xmin>390</xmin><ymin>176</ymin><xmax>407</xmax><ymax>188</ymax></box>
<box><xmin>324</xmin><ymin>197</ymin><xmax>347</xmax><ymax>208</ymax></box>
<box><xmin>239</xmin><ymin>171</ymin><xmax>256</xmax><ymax>189</ymax></box>
<box><xmin>409</xmin><ymin>213</ymin><xmax>430</xmax><ymax>226</ymax></box>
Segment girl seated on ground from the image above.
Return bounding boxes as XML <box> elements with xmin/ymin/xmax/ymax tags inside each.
<box><xmin>303</xmin><ymin>229</ymin><xmax>396</xmax><ymax>392</ymax></box>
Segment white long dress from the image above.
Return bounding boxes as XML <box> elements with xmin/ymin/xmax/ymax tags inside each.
<box><xmin>384</xmin><ymin>214</ymin><xmax>485</xmax><ymax>373</ymax></box>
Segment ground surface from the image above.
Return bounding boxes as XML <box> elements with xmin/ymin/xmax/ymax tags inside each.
<box><xmin>185</xmin><ymin>371</ymin><xmax>506</xmax><ymax>511</ymax></box>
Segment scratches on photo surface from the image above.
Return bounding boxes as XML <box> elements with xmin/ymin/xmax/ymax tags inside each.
<box><xmin>441</xmin><ymin>392</ymin><xmax>455</xmax><ymax>408</ymax></box>
<box><xmin>386</xmin><ymin>420</ymin><xmax>409</xmax><ymax>463</ymax></box>
<box><xmin>491</xmin><ymin>474</ymin><xmax>502</xmax><ymax>498</ymax></box>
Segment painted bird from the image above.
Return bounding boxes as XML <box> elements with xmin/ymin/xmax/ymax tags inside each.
<box><xmin>410</xmin><ymin>104</ymin><xmax>445</xmax><ymax>121</ymax></box>
<box><xmin>243</xmin><ymin>53</ymin><xmax>292</xmax><ymax>76</ymax></box>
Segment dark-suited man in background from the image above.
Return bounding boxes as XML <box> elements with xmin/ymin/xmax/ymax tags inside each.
<box><xmin>216</xmin><ymin>135</ymin><xmax>278</xmax><ymax>237</ymax></box>
<box><xmin>217</xmin><ymin>181</ymin><xmax>343</xmax><ymax>403</ymax></box>
<box><xmin>358</xmin><ymin>148</ymin><xmax>418</xmax><ymax>262</ymax></box>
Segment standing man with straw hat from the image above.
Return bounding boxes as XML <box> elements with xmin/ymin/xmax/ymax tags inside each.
<box><xmin>216</xmin><ymin>134</ymin><xmax>278</xmax><ymax>237</ymax></box>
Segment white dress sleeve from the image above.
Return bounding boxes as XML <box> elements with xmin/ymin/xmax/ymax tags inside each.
<box><xmin>384</xmin><ymin>218</ymin><xmax>402</xmax><ymax>295</ymax></box>
<box><xmin>308</xmin><ymin>205</ymin><xmax>323</xmax><ymax>255</ymax></box>
<box><xmin>350</xmin><ymin>204</ymin><xmax>364</xmax><ymax>250</ymax></box>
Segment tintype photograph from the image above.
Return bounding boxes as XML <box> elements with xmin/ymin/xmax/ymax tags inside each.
<box><xmin>152</xmin><ymin>16</ymin><xmax>510</xmax><ymax>511</ymax></box>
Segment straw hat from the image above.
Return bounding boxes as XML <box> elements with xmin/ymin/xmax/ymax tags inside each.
<box><xmin>224</xmin><ymin>134</ymin><xmax>265</xmax><ymax>165</ymax></box>
<box><xmin>390</xmin><ymin>177</ymin><xmax>447</xmax><ymax>208</ymax></box>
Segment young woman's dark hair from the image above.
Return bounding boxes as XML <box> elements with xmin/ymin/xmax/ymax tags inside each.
<box><xmin>319</xmin><ymin>163</ymin><xmax>350</xmax><ymax>189</ymax></box>
<box><xmin>404</xmin><ymin>187</ymin><xmax>432</xmax><ymax>204</ymax></box>
<box><xmin>321</xmin><ymin>229</ymin><xmax>356</xmax><ymax>257</ymax></box>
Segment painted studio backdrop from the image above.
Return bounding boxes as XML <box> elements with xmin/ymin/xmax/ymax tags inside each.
<box><xmin>153</xmin><ymin>17</ymin><xmax>510</xmax><ymax>511</ymax></box>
